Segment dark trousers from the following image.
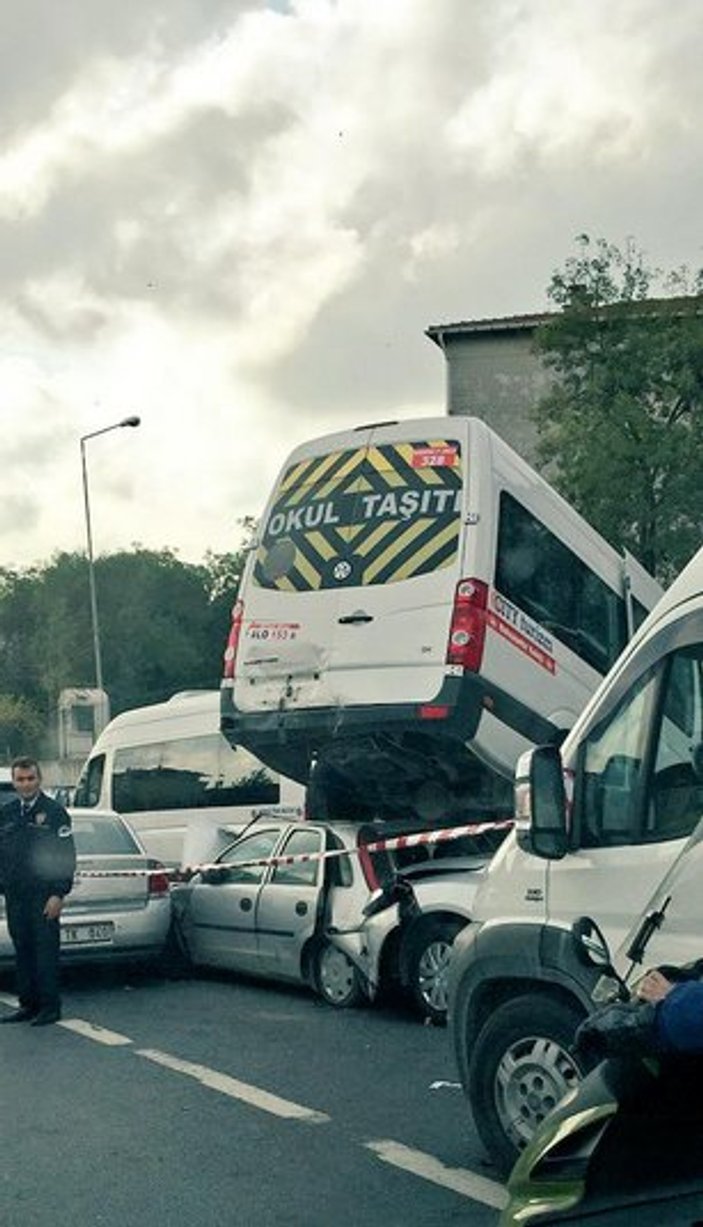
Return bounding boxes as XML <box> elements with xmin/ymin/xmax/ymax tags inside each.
<box><xmin>5</xmin><ymin>890</ymin><xmax>61</xmax><ymax>1013</ymax></box>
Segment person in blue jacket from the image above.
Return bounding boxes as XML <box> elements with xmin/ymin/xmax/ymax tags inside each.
<box><xmin>0</xmin><ymin>757</ymin><xmax>76</xmax><ymax>1026</ymax></box>
<box><xmin>637</xmin><ymin>963</ymin><xmax>703</xmax><ymax>1054</ymax></box>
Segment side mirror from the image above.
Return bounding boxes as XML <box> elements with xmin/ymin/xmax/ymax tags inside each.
<box><xmin>201</xmin><ymin>866</ymin><xmax>229</xmax><ymax>885</ymax></box>
<box><xmin>362</xmin><ymin>877</ymin><xmax>419</xmax><ymax>921</ymax></box>
<box><xmin>572</xmin><ymin>915</ymin><xmax>630</xmax><ymax>1001</ymax></box>
<box><xmin>515</xmin><ymin>744</ymin><xmax>569</xmax><ymax>860</ymax></box>
<box><xmin>571</xmin><ymin>915</ymin><xmax>613</xmax><ymax>971</ymax></box>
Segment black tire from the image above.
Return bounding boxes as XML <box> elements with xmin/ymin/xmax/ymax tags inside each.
<box><xmin>314</xmin><ymin>941</ymin><xmax>364</xmax><ymax>1009</ymax></box>
<box><xmin>159</xmin><ymin>920</ymin><xmax>194</xmax><ymax>980</ymax></box>
<box><xmin>406</xmin><ymin>918</ymin><xmax>465</xmax><ymax>1023</ymax></box>
<box><xmin>468</xmin><ymin>994</ymin><xmax>585</xmax><ymax>1175</ymax></box>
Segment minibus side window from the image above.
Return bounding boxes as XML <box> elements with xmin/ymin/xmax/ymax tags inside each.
<box><xmin>112</xmin><ymin>735</ymin><xmax>279</xmax><ymax>813</ymax></box>
<box><xmin>74</xmin><ymin>754</ymin><xmax>105</xmax><ymax>809</ymax></box>
<box><xmin>496</xmin><ymin>492</ymin><xmax>627</xmax><ymax>674</ymax></box>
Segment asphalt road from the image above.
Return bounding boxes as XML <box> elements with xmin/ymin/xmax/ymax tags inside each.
<box><xmin>0</xmin><ymin>965</ymin><xmax>505</xmax><ymax>1227</ymax></box>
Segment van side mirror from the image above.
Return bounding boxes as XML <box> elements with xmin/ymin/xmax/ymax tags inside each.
<box><xmin>515</xmin><ymin>744</ymin><xmax>569</xmax><ymax>860</ymax></box>
<box><xmin>571</xmin><ymin>916</ymin><xmax>612</xmax><ymax>970</ymax></box>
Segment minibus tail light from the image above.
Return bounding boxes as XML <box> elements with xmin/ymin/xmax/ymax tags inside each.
<box><xmin>446</xmin><ymin>579</ymin><xmax>488</xmax><ymax>672</ymax></box>
<box><xmin>223</xmin><ymin>599</ymin><xmax>244</xmax><ymax>679</ymax></box>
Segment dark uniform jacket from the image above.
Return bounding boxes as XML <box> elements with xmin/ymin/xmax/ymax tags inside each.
<box><xmin>0</xmin><ymin>792</ymin><xmax>76</xmax><ymax>898</ymax></box>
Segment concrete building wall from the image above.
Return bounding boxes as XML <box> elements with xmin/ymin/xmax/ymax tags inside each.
<box><xmin>426</xmin><ymin>316</ymin><xmax>554</xmax><ymax>464</ymax></box>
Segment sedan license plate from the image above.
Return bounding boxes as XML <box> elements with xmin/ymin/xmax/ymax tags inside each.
<box><xmin>61</xmin><ymin>922</ymin><xmax>115</xmax><ymax>946</ymax></box>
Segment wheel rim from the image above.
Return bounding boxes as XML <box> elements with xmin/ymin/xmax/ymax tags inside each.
<box><xmin>417</xmin><ymin>938</ymin><xmax>454</xmax><ymax>1013</ymax></box>
<box><xmin>318</xmin><ymin>945</ymin><xmax>357</xmax><ymax>1005</ymax></box>
<box><xmin>494</xmin><ymin>1035</ymin><xmax>581</xmax><ymax>1151</ymax></box>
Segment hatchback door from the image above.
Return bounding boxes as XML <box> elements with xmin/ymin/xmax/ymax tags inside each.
<box><xmin>185</xmin><ymin>827</ymin><xmax>282</xmax><ymax>970</ymax></box>
<box><xmin>255</xmin><ymin>825</ymin><xmax>326</xmax><ymax>979</ymax></box>
<box><xmin>235</xmin><ymin>420</ymin><xmax>466</xmax><ymax>713</ymax></box>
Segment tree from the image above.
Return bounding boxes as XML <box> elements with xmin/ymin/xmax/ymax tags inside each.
<box><xmin>0</xmin><ymin>536</ymin><xmax>254</xmax><ymax>726</ymax></box>
<box><xmin>0</xmin><ymin>694</ymin><xmax>44</xmax><ymax>761</ymax></box>
<box><xmin>533</xmin><ymin>235</ymin><xmax>703</xmax><ymax>582</ymax></box>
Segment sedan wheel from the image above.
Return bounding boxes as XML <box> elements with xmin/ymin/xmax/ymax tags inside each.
<box><xmin>315</xmin><ymin>942</ymin><xmax>364</xmax><ymax>1009</ymax></box>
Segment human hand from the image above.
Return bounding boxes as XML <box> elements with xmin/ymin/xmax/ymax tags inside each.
<box><xmin>44</xmin><ymin>895</ymin><xmax>63</xmax><ymax>920</ymax></box>
<box><xmin>635</xmin><ymin>969</ymin><xmax>673</xmax><ymax>1003</ymax></box>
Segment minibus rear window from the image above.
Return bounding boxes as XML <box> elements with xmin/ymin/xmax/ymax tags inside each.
<box><xmin>254</xmin><ymin>439</ymin><xmax>463</xmax><ymax>591</ymax></box>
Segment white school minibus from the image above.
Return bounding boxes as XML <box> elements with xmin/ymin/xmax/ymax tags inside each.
<box><xmin>73</xmin><ymin>690</ymin><xmax>304</xmax><ymax>865</ymax></box>
<box><xmin>221</xmin><ymin>417</ymin><xmax>661</xmax><ymax>824</ymax></box>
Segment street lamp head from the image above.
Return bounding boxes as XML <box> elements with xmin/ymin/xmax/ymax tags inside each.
<box><xmin>120</xmin><ymin>415</ymin><xmax>141</xmax><ymax>428</ymax></box>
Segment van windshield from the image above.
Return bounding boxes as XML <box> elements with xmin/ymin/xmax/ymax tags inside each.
<box><xmin>254</xmin><ymin>438</ymin><xmax>463</xmax><ymax>591</ymax></box>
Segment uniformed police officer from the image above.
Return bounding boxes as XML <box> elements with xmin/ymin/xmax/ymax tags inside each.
<box><xmin>0</xmin><ymin>756</ymin><xmax>76</xmax><ymax>1026</ymax></box>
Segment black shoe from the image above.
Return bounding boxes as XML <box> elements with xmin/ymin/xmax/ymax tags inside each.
<box><xmin>1</xmin><ymin>1007</ymin><xmax>36</xmax><ymax>1023</ymax></box>
<box><xmin>30</xmin><ymin>1009</ymin><xmax>61</xmax><ymax>1027</ymax></box>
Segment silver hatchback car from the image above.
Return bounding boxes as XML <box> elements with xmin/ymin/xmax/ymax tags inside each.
<box><xmin>0</xmin><ymin>808</ymin><xmax>172</xmax><ymax>968</ymax></box>
<box><xmin>171</xmin><ymin>815</ymin><xmax>495</xmax><ymax>1019</ymax></box>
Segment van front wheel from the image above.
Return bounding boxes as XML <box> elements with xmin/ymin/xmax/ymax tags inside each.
<box><xmin>468</xmin><ymin>994</ymin><xmax>585</xmax><ymax>1174</ymax></box>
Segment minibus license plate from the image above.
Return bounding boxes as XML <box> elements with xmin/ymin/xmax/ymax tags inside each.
<box><xmin>62</xmin><ymin>922</ymin><xmax>114</xmax><ymax>945</ymax></box>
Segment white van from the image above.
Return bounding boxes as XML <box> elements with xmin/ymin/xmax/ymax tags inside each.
<box><xmin>73</xmin><ymin>691</ymin><xmax>304</xmax><ymax>866</ymax></box>
<box><xmin>449</xmin><ymin>542</ymin><xmax>703</xmax><ymax>1170</ymax></box>
<box><xmin>221</xmin><ymin>416</ymin><xmax>660</xmax><ymax>823</ymax></box>
<box><xmin>0</xmin><ymin>767</ymin><xmax>15</xmax><ymax>806</ymax></box>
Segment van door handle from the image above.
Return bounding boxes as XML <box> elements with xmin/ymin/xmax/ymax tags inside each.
<box><xmin>295</xmin><ymin>901</ymin><xmax>308</xmax><ymax>916</ymax></box>
<box><xmin>338</xmin><ymin>611</ymin><xmax>374</xmax><ymax>625</ymax></box>
<box><xmin>240</xmin><ymin>898</ymin><xmax>253</xmax><ymax>912</ymax></box>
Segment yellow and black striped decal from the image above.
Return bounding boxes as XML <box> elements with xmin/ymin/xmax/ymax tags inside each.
<box><xmin>254</xmin><ymin>439</ymin><xmax>463</xmax><ymax>591</ymax></box>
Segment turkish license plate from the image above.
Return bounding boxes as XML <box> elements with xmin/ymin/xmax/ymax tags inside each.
<box><xmin>61</xmin><ymin>922</ymin><xmax>115</xmax><ymax>946</ymax></box>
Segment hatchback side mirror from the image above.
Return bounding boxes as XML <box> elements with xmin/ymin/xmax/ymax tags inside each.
<box><xmin>201</xmin><ymin>866</ymin><xmax>229</xmax><ymax>885</ymax></box>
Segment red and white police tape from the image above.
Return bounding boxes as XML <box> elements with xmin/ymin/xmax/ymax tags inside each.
<box><xmin>75</xmin><ymin>818</ymin><xmax>514</xmax><ymax>879</ymax></box>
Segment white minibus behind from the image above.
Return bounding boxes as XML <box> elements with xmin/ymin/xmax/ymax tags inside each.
<box><xmin>73</xmin><ymin>691</ymin><xmax>304</xmax><ymax>865</ymax></box>
<box><xmin>221</xmin><ymin>417</ymin><xmax>660</xmax><ymax>824</ymax></box>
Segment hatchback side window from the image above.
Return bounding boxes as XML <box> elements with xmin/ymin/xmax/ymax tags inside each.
<box><xmin>220</xmin><ymin>830</ymin><xmax>280</xmax><ymax>884</ymax></box>
<box><xmin>270</xmin><ymin>828</ymin><xmax>323</xmax><ymax>887</ymax></box>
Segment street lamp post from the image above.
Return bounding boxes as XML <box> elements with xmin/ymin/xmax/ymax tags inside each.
<box><xmin>80</xmin><ymin>415</ymin><xmax>141</xmax><ymax>691</ymax></box>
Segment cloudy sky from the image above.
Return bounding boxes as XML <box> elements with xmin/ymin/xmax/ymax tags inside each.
<box><xmin>1</xmin><ymin>0</ymin><xmax>701</xmax><ymax>571</ymax></box>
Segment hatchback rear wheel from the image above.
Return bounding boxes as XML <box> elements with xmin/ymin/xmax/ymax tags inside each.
<box><xmin>314</xmin><ymin>941</ymin><xmax>364</xmax><ymax>1009</ymax></box>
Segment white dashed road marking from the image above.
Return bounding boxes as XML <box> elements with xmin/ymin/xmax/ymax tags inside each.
<box><xmin>59</xmin><ymin>1018</ymin><xmax>133</xmax><ymax>1046</ymax></box>
<box><xmin>136</xmin><ymin>1047</ymin><xmax>331</xmax><ymax>1124</ymax></box>
<box><xmin>365</xmin><ymin>1139</ymin><xmax>508</xmax><ymax>1210</ymax></box>
<box><xmin>1</xmin><ymin>996</ymin><xmax>506</xmax><ymax>1209</ymax></box>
